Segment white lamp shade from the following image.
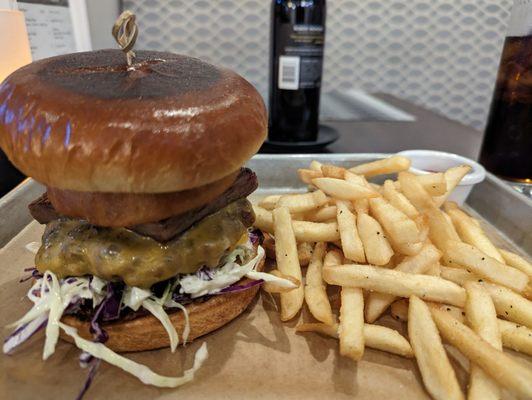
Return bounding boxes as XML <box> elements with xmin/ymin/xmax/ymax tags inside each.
<box><xmin>0</xmin><ymin>9</ymin><xmax>32</xmax><ymax>83</ymax></box>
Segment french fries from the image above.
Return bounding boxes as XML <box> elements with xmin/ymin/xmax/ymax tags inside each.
<box><xmin>320</xmin><ymin>164</ymin><xmax>346</xmax><ymax>179</ymax></box>
<box><xmin>253</xmin><ymin>205</ymin><xmax>340</xmax><ymax>242</ymax></box>
<box><xmin>295</xmin><ymin>322</ymin><xmax>413</xmax><ymax>357</ymax></box>
<box><xmin>258</xmin><ymin>194</ymin><xmax>281</xmax><ymax>210</ymax></box>
<box><xmin>446</xmin><ymin>206</ymin><xmax>504</xmax><ymax>263</ymax></box>
<box><xmin>336</xmin><ymin>201</ymin><xmax>365</xmax><ymax>262</ymax></box>
<box><xmin>398</xmin><ymin>171</ymin><xmax>436</xmax><ymax>213</ymax></box>
<box><xmin>339</xmin><ymin>288</ymin><xmax>365</xmax><ymax>360</ymax></box>
<box><xmin>254</xmin><ymin>155</ymin><xmax>531</xmax><ymax>398</ymax></box>
<box><xmin>364</xmin><ymin>243</ymin><xmax>441</xmax><ymax>322</ymax></box>
<box><xmin>408</xmin><ymin>296</ymin><xmax>464</xmax><ymax>400</ymax></box>
<box><xmin>297</xmin><ymin>168</ymin><xmax>322</xmax><ymax>184</ymax></box>
<box><xmin>348</xmin><ymin>155</ymin><xmax>410</xmax><ymax>177</ymax></box>
<box><xmin>277</xmin><ymin>190</ymin><xmax>328</xmax><ymax>213</ymax></box>
<box><xmin>445</xmin><ymin>241</ymin><xmax>529</xmax><ymax>293</ymax></box>
<box><xmin>273</xmin><ymin>207</ymin><xmax>304</xmax><ymax>321</ymax></box>
<box><xmin>433</xmin><ymin>165</ymin><xmax>471</xmax><ymax>207</ymax></box>
<box><xmin>312</xmin><ymin>177</ymin><xmax>379</xmax><ymax>200</ymax></box>
<box><xmin>430</xmin><ymin>306</ymin><xmax>532</xmax><ymax>399</ymax></box>
<box><xmin>369</xmin><ymin>197</ymin><xmax>421</xmax><ymax>244</ymax></box>
<box><xmin>305</xmin><ymin>205</ymin><xmax>337</xmax><ymax>222</ymax></box>
<box><xmin>356</xmin><ymin>212</ymin><xmax>394</xmax><ymax>266</ymax></box>
<box><xmin>464</xmin><ymin>282</ymin><xmax>501</xmax><ymax>400</ymax></box>
<box><xmin>498</xmin><ymin>319</ymin><xmax>532</xmax><ymax>356</ymax></box>
<box><xmin>482</xmin><ymin>282</ymin><xmax>532</xmax><ymax>328</ymax></box>
<box><xmin>382</xmin><ymin>179</ymin><xmax>419</xmax><ymax>219</ymax></box>
<box><xmin>499</xmin><ymin>248</ymin><xmax>532</xmax><ymax>278</ymax></box>
<box><xmin>304</xmin><ymin>242</ymin><xmax>334</xmax><ymax>326</ymax></box>
<box><xmin>415</xmin><ymin>172</ymin><xmax>447</xmax><ymax>196</ymax></box>
<box><xmin>426</xmin><ymin>208</ymin><xmax>462</xmax><ymax>252</ymax></box>
<box><xmin>323</xmin><ymin>264</ymin><xmax>466</xmax><ymax>307</ymax></box>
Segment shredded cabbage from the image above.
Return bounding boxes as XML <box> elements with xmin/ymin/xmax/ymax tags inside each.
<box><xmin>24</xmin><ymin>241</ymin><xmax>40</xmax><ymax>254</ymax></box>
<box><xmin>141</xmin><ymin>298</ymin><xmax>179</xmax><ymax>352</ymax></box>
<box><xmin>5</xmin><ymin>241</ymin><xmax>297</xmax><ymax>392</ymax></box>
<box><xmin>59</xmin><ymin>323</ymin><xmax>208</xmax><ymax>388</ymax></box>
<box><xmin>164</xmin><ymin>299</ymin><xmax>190</xmax><ymax>344</ymax></box>
<box><xmin>3</xmin><ymin>314</ymin><xmax>48</xmax><ymax>354</ymax></box>
<box><xmin>179</xmin><ymin>246</ymin><xmax>266</xmax><ymax>297</ymax></box>
<box><xmin>246</xmin><ymin>270</ymin><xmax>297</xmax><ymax>289</ymax></box>
<box><xmin>122</xmin><ymin>287</ymin><xmax>151</xmax><ymax>311</ymax></box>
<box><xmin>43</xmin><ymin>272</ymin><xmax>63</xmax><ymax>360</ymax></box>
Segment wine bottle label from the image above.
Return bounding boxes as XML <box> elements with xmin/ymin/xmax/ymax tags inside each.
<box><xmin>277</xmin><ymin>23</ymin><xmax>324</xmax><ymax>90</ymax></box>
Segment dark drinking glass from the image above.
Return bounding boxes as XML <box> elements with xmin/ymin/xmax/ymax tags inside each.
<box><xmin>269</xmin><ymin>0</ymin><xmax>326</xmax><ymax>142</ymax></box>
<box><xmin>479</xmin><ymin>1</ymin><xmax>532</xmax><ymax>183</ymax></box>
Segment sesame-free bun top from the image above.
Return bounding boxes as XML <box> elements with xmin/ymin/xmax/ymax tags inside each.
<box><xmin>0</xmin><ymin>50</ymin><xmax>267</xmax><ymax>193</ymax></box>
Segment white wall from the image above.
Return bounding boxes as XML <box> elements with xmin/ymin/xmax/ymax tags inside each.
<box><xmin>85</xmin><ymin>0</ymin><xmax>120</xmax><ymax>49</ymax></box>
<box><xmin>101</xmin><ymin>0</ymin><xmax>512</xmax><ymax>130</ymax></box>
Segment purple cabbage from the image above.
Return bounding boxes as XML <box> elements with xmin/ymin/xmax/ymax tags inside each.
<box><xmin>249</xmin><ymin>229</ymin><xmax>264</xmax><ymax>245</ymax></box>
<box><xmin>19</xmin><ymin>267</ymin><xmax>43</xmax><ymax>283</ymax></box>
<box><xmin>195</xmin><ymin>266</ymin><xmax>214</xmax><ymax>281</ymax></box>
<box><xmin>3</xmin><ymin>314</ymin><xmax>48</xmax><ymax>354</ymax></box>
<box><xmin>219</xmin><ymin>279</ymin><xmax>263</xmax><ymax>294</ymax></box>
<box><xmin>75</xmin><ymin>359</ymin><xmax>101</xmax><ymax>400</ymax></box>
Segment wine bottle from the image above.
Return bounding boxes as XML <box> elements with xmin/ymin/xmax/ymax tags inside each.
<box><xmin>269</xmin><ymin>0</ymin><xmax>326</xmax><ymax>142</ymax></box>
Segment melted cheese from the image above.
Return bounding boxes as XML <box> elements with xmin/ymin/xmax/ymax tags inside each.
<box><xmin>36</xmin><ymin>199</ymin><xmax>253</xmax><ymax>288</ymax></box>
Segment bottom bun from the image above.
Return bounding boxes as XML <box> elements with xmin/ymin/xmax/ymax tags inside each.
<box><xmin>60</xmin><ymin>250</ymin><xmax>264</xmax><ymax>352</ymax></box>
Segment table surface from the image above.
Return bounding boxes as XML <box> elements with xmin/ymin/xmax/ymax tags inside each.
<box><xmin>262</xmin><ymin>93</ymin><xmax>484</xmax><ymax>159</ymax></box>
<box><xmin>0</xmin><ymin>93</ymin><xmax>485</xmax><ymax>196</ymax></box>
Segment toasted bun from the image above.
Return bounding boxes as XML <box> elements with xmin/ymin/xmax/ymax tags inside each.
<box><xmin>46</xmin><ymin>170</ymin><xmax>238</xmax><ymax>227</ymax></box>
<box><xmin>0</xmin><ymin>50</ymin><xmax>266</xmax><ymax>193</ymax></box>
<box><xmin>60</xmin><ymin>246</ymin><xmax>265</xmax><ymax>352</ymax></box>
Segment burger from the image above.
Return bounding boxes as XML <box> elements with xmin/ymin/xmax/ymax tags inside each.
<box><xmin>1</xmin><ymin>50</ymin><xmax>293</xmax><ymax>388</ymax></box>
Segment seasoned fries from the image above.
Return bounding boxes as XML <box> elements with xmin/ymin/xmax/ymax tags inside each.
<box><xmin>499</xmin><ymin>248</ymin><xmax>532</xmax><ymax>278</ymax></box>
<box><xmin>277</xmin><ymin>190</ymin><xmax>328</xmax><ymax>213</ymax></box>
<box><xmin>296</xmin><ymin>322</ymin><xmax>413</xmax><ymax>358</ymax></box>
<box><xmin>255</xmin><ymin>154</ymin><xmax>531</xmax><ymax>399</ymax></box>
<box><xmin>369</xmin><ymin>197</ymin><xmax>421</xmax><ymax>244</ymax></box>
<box><xmin>464</xmin><ymin>282</ymin><xmax>501</xmax><ymax>400</ymax></box>
<box><xmin>398</xmin><ymin>171</ymin><xmax>436</xmax><ymax>213</ymax></box>
<box><xmin>408</xmin><ymin>296</ymin><xmax>464</xmax><ymax>400</ymax></box>
<box><xmin>272</xmin><ymin>207</ymin><xmax>304</xmax><ymax>321</ymax></box>
<box><xmin>430</xmin><ymin>306</ymin><xmax>532</xmax><ymax>399</ymax></box>
<box><xmin>356</xmin><ymin>211</ymin><xmax>393</xmax><ymax>266</ymax></box>
<box><xmin>482</xmin><ymin>283</ymin><xmax>532</xmax><ymax>328</ymax></box>
<box><xmin>365</xmin><ymin>243</ymin><xmax>441</xmax><ymax>322</ymax></box>
<box><xmin>433</xmin><ymin>165</ymin><xmax>471</xmax><ymax>207</ymax></box>
<box><xmin>320</xmin><ymin>164</ymin><xmax>346</xmax><ymax>179</ymax></box>
<box><xmin>382</xmin><ymin>179</ymin><xmax>419</xmax><ymax>218</ymax></box>
<box><xmin>415</xmin><ymin>173</ymin><xmax>447</xmax><ymax>196</ymax></box>
<box><xmin>323</xmin><ymin>264</ymin><xmax>466</xmax><ymax>307</ymax></box>
<box><xmin>339</xmin><ymin>288</ymin><xmax>365</xmax><ymax>360</ymax></box>
<box><xmin>348</xmin><ymin>155</ymin><xmax>410</xmax><ymax>177</ymax></box>
<box><xmin>336</xmin><ymin>201</ymin><xmax>365</xmax><ymax>262</ymax></box>
<box><xmin>304</xmin><ymin>242</ymin><xmax>334</xmax><ymax>326</ymax></box>
<box><xmin>445</xmin><ymin>241</ymin><xmax>529</xmax><ymax>293</ymax></box>
<box><xmin>312</xmin><ymin>177</ymin><xmax>379</xmax><ymax>200</ymax></box>
<box><xmin>446</xmin><ymin>206</ymin><xmax>504</xmax><ymax>263</ymax></box>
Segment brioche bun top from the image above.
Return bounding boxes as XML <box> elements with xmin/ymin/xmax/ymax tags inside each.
<box><xmin>0</xmin><ymin>50</ymin><xmax>266</xmax><ymax>193</ymax></box>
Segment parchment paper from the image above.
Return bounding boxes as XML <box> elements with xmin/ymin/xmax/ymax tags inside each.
<box><xmin>0</xmin><ymin>221</ymin><xmax>527</xmax><ymax>400</ymax></box>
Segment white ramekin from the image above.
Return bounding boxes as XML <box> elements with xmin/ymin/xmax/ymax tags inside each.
<box><xmin>396</xmin><ymin>150</ymin><xmax>486</xmax><ymax>205</ymax></box>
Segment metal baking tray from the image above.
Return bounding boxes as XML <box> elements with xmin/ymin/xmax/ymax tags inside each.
<box><xmin>1</xmin><ymin>154</ymin><xmax>530</xmax><ymax>257</ymax></box>
<box><xmin>0</xmin><ymin>153</ymin><xmax>530</xmax><ymax>400</ymax></box>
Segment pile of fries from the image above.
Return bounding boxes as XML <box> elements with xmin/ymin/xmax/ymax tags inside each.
<box><xmin>253</xmin><ymin>155</ymin><xmax>532</xmax><ymax>400</ymax></box>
